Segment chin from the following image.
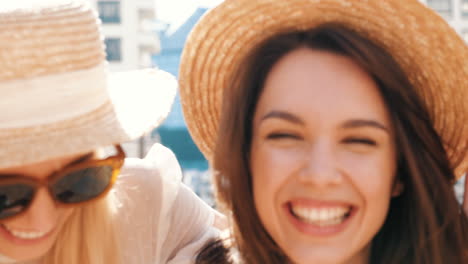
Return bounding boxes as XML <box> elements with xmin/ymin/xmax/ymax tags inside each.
<box><xmin>287</xmin><ymin>248</ymin><xmax>358</xmax><ymax>264</ymax></box>
<box><xmin>292</xmin><ymin>256</ymin><xmax>348</xmax><ymax>264</ymax></box>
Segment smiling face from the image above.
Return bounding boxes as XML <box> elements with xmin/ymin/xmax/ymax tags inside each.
<box><xmin>0</xmin><ymin>155</ymin><xmax>82</xmax><ymax>261</ymax></box>
<box><xmin>250</xmin><ymin>48</ymin><xmax>401</xmax><ymax>264</ymax></box>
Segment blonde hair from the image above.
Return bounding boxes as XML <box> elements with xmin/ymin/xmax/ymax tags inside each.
<box><xmin>41</xmin><ymin>190</ymin><xmax>122</xmax><ymax>264</ymax></box>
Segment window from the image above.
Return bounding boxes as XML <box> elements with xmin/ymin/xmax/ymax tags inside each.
<box><xmin>462</xmin><ymin>0</ymin><xmax>468</xmax><ymax>18</ymax></box>
<box><xmin>98</xmin><ymin>1</ymin><xmax>121</xmax><ymax>24</ymax></box>
<box><xmin>105</xmin><ymin>38</ymin><xmax>121</xmax><ymax>62</ymax></box>
<box><xmin>427</xmin><ymin>0</ymin><xmax>453</xmax><ymax>18</ymax></box>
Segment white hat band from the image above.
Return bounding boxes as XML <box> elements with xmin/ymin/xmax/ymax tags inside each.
<box><xmin>0</xmin><ymin>63</ymin><xmax>110</xmax><ymax>128</ymax></box>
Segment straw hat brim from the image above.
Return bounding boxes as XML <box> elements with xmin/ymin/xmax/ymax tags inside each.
<box><xmin>0</xmin><ymin>69</ymin><xmax>176</xmax><ymax>168</ymax></box>
<box><xmin>179</xmin><ymin>0</ymin><xmax>468</xmax><ymax>179</ymax></box>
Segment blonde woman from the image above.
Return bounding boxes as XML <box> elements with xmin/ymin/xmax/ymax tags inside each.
<box><xmin>0</xmin><ymin>1</ymin><xmax>220</xmax><ymax>264</ymax></box>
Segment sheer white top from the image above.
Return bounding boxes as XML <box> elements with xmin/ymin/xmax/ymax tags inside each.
<box><xmin>115</xmin><ymin>143</ymin><xmax>218</xmax><ymax>263</ymax></box>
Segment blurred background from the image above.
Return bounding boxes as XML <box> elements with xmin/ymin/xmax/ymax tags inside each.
<box><xmin>90</xmin><ymin>0</ymin><xmax>468</xmax><ymax>205</ymax></box>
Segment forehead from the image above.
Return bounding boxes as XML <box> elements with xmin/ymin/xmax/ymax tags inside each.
<box><xmin>257</xmin><ymin>48</ymin><xmax>389</xmax><ymax>123</ymax></box>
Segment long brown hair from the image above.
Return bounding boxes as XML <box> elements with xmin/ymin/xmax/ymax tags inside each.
<box><xmin>198</xmin><ymin>25</ymin><xmax>468</xmax><ymax>264</ymax></box>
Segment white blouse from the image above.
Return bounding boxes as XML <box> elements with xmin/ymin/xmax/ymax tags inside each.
<box><xmin>115</xmin><ymin>143</ymin><xmax>219</xmax><ymax>263</ymax></box>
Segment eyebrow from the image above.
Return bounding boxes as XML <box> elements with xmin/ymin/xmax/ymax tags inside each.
<box><xmin>260</xmin><ymin>111</ymin><xmax>389</xmax><ymax>132</ymax></box>
<box><xmin>260</xmin><ymin>110</ymin><xmax>305</xmax><ymax>125</ymax></box>
<box><xmin>341</xmin><ymin>119</ymin><xmax>389</xmax><ymax>132</ymax></box>
<box><xmin>260</xmin><ymin>111</ymin><xmax>388</xmax><ymax>131</ymax></box>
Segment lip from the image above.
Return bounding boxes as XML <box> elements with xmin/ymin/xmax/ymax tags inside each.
<box><xmin>0</xmin><ymin>224</ymin><xmax>54</xmax><ymax>246</ymax></box>
<box><xmin>284</xmin><ymin>199</ymin><xmax>357</xmax><ymax>237</ymax></box>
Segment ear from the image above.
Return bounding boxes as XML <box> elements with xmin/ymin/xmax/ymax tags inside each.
<box><xmin>391</xmin><ymin>179</ymin><xmax>404</xmax><ymax>197</ymax></box>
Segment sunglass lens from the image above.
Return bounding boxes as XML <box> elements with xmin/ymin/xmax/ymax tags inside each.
<box><xmin>51</xmin><ymin>166</ymin><xmax>114</xmax><ymax>204</ymax></box>
<box><xmin>0</xmin><ymin>184</ymin><xmax>35</xmax><ymax>219</ymax></box>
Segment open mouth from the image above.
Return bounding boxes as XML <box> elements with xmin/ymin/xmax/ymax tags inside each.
<box><xmin>0</xmin><ymin>224</ymin><xmax>51</xmax><ymax>241</ymax></box>
<box><xmin>290</xmin><ymin>204</ymin><xmax>353</xmax><ymax>227</ymax></box>
<box><xmin>284</xmin><ymin>200</ymin><xmax>357</xmax><ymax>236</ymax></box>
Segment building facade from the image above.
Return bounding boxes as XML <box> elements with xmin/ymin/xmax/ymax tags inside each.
<box><xmin>91</xmin><ymin>0</ymin><xmax>162</xmax><ymax>157</ymax></box>
<box><xmin>92</xmin><ymin>0</ymin><xmax>160</xmax><ymax>71</ymax></box>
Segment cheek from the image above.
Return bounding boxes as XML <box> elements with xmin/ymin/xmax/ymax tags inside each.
<box><xmin>251</xmin><ymin>141</ymin><xmax>306</xmax><ymax>180</ymax></box>
<box><xmin>342</xmin><ymin>151</ymin><xmax>397</xmax><ymax>227</ymax></box>
<box><xmin>251</xmin><ymin>143</ymin><xmax>304</xmax><ymax>227</ymax></box>
<box><xmin>251</xmin><ymin>144</ymin><xmax>299</xmax><ymax>198</ymax></box>
<box><xmin>251</xmin><ymin>146</ymin><xmax>275</xmax><ymax>208</ymax></box>
<box><xmin>341</xmin><ymin>148</ymin><xmax>397</xmax><ymax>197</ymax></box>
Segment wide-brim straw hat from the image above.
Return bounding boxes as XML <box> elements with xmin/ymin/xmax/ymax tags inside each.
<box><xmin>179</xmin><ymin>0</ymin><xmax>468</xmax><ymax>179</ymax></box>
<box><xmin>0</xmin><ymin>1</ymin><xmax>176</xmax><ymax>168</ymax></box>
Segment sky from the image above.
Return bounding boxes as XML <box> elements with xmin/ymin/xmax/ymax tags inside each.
<box><xmin>155</xmin><ymin>0</ymin><xmax>223</xmax><ymax>24</ymax></box>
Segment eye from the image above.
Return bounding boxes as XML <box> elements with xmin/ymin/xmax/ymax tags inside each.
<box><xmin>266</xmin><ymin>132</ymin><xmax>301</xmax><ymax>140</ymax></box>
<box><xmin>343</xmin><ymin>137</ymin><xmax>377</xmax><ymax>146</ymax></box>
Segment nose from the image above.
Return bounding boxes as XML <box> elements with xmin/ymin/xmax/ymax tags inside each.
<box><xmin>18</xmin><ymin>188</ymin><xmax>57</xmax><ymax>231</ymax></box>
<box><xmin>297</xmin><ymin>140</ymin><xmax>342</xmax><ymax>187</ymax></box>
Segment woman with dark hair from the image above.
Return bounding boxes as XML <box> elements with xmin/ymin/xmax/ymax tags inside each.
<box><xmin>181</xmin><ymin>0</ymin><xmax>468</xmax><ymax>263</ymax></box>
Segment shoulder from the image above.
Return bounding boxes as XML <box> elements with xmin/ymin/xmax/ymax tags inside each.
<box><xmin>117</xmin><ymin>143</ymin><xmax>182</xmax><ymax>188</ymax></box>
<box><xmin>122</xmin><ymin>143</ymin><xmax>182</xmax><ymax>179</ymax></box>
<box><xmin>112</xmin><ymin>144</ymin><xmax>186</xmax><ymax>262</ymax></box>
<box><xmin>113</xmin><ymin>143</ymin><xmax>184</xmax><ymax>218</ymax></box>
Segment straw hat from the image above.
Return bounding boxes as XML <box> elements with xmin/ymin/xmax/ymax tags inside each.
<box><xmin>0</xmin><ymin>1</ymin><xmax>176</xmax><ymax>168</ymax></box>
<box><xmin>179</xmin><ymin>0</ymin><xmax>468</xmax><ymax>178</ymax></box>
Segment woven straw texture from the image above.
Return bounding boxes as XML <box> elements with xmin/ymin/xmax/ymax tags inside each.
<box><xmin>0</xmin><ymin>2</ymin><xmax>176</xmax><ymax>168</ymax></box>
<box><xmin>0</xmin><ymin>2</ymin><xmax>103</xmax><ymax>81</ymax></box>
<box><xmin>179</xmin><ymin>0</ymin><xmax>468</xmax><ymax>179</ymax></box>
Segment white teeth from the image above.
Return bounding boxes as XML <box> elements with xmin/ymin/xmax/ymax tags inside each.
<box><xmin>291</xmin><ymin>205</ymin><xmax>350</xmax><ymax>226</ymax></box>
<box><xmin>3</xmin><ymin>225</ymin><xmax>48</xmax><ymax>240</ymax></box>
